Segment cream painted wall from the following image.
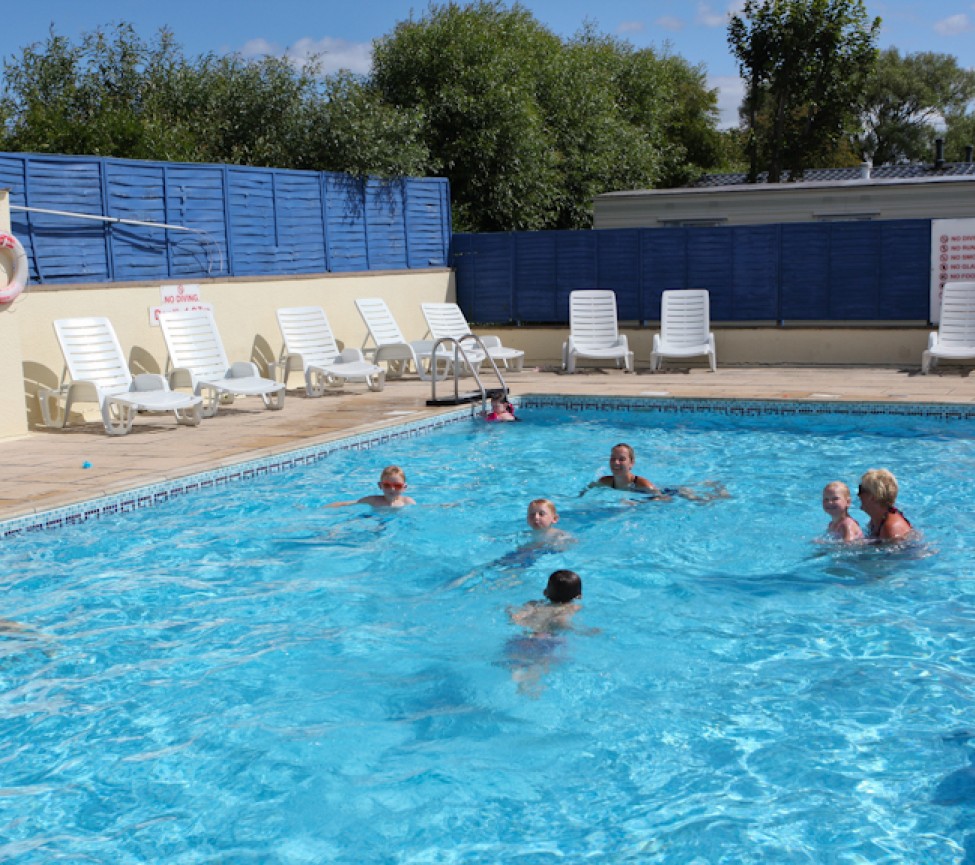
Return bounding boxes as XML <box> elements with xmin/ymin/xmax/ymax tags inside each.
<box><xmin>13</xmin><ymin>269</ymin><xmax>454</xmax><ymax>435</ymax></box>
<box><xmin>468</xmin><ymin>325</ymin><xmax>931</xmax><ymax>368</ymax></box>
<box><xmin>0</xmin><ymin>189</ymin><xmax>29</xmax><ymax>438</ymax></box>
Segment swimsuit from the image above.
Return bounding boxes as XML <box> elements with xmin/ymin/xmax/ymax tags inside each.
<box><xmin>869</xmin><ymin>506</ymin><xmax>911</xmax><ymax>539</ymax></box>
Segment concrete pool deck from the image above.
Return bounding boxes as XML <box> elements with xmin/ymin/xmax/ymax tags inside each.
<box><xmin>2</xmin><ymin>364</ymin><xmax>973</xmax><ymax>524</ymax></box>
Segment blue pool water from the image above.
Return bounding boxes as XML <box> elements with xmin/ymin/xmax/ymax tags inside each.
<box><xmin>3</xmin><ymin>401</ymin><xmax>975</xmax><ymax>863</ymax></box>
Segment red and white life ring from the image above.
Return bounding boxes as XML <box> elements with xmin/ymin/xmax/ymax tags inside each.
<box><xmin>0</xmin><ymin>232</ymin><xmax>28</xmax><ymax>304</ymax></box>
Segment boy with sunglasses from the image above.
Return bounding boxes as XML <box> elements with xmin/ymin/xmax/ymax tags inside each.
<box><xmin>329</xmin><ymin>465</ymin><xmax>416</xmax><ymax>508</ymax></box>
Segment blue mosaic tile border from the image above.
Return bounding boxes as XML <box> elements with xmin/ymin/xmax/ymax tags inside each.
<box><xmin>1</xmin><ymin>407</ymin><xmax>474</xmax><ymax>540</ymax></box>
<box><xmin>518</xmin><ymin>395</ymin><xmax>975</xmax><ymax>421</ymax></box>
<box><xmin>5</xmin><ymin>395</ymin><xmax>975</xmax><ymax>538</ymax></box>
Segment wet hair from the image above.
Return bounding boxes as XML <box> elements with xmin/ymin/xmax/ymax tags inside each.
<box><xmin>611</xmin><ymin>443</ymin><xmax>635</xmax><ymax>462</ymax></box>
<box><xmin>380</xmin><ymin>465</ymin><xmax>406</xmax><ymax>483</ymax></box>
<box><xmin>859</xmin><ymin>468</ymin><xmax>898</xmax><ymax>507</ymax></box>
<box><xmin>544</xmin><ymin>569</ymin><xmax>582</xmax><ymax>604</ymax></box>
<box><xmin>823</xmin><ymin>480</ymin><xmax>851</xmax><ymax>499</ymax></box>
<box><xmin>528</xmin><ymin>498</ymin><xmax>558</xmax><ymax>518</ymax></box>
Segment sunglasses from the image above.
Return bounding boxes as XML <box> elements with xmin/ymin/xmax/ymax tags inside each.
<box><xmin>380</xmin><ymin>481</ymin><xmax>405</xmax><ymax>490</ymax></box>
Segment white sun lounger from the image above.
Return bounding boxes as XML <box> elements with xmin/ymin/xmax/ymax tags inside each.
<box><xmin>650</xmin><ymin>289</ymin><xmax>717</xmax><ymax>372</ymax></box>
<box><xmin>39</xmin><ymin>317</ymin><xmax>203</xmax><ymax>435</ymax></box>
<box><xmin>355</xmin><ymin>297</ymin><xmax>436</xmax><ymax>380</ymax></box>
<box><xmin>275</xmin><ymin>306</ymin><xmax>384</xmax><ymax>394</ymax></box>
<box><xmin>562</xmin><ymin>290</ymin><xmax>634</xmax><ymax>373</ymax></box>
<box><xmin>157</xmin><ymin>308</ymin><xmax>285</xmax><ymax>417</ymax></box>
<box><xmin>421</xmin><ymin>302</ymin><xmax>525</xmax><ymax>372</ymax></box>
<box><xmin>922</xmin><ymin>281</ymin><xmax>975</xmax><ymax>373</ymax></box>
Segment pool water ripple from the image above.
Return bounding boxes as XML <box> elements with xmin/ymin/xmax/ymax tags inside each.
<box><xmin>2</xmin><ymin>404</ymin><xmax>975</xmax><ymax>862</ymax></box>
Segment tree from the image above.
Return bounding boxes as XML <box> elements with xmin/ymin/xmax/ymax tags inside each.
<box><xmin>728</xmin><ymin>0</ymin><xmax>880</xmax><ymax>182</ymax></box>
<box><xmin>373</xmin><ymin>1</ymin><xmax>721</xmax><ymax>231</ymax></box>
<box><xmin>853</xmin><ymin>48</ymin><xmax>975</xmax><ymax>165</ymax></box>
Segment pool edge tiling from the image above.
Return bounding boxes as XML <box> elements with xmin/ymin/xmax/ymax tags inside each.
<box><xmin>6</xmin><ymin>395</ymin><xmax>975</xmax><ymax>538</ymax></box>
<box><xmin>0</xmin><ymin>407</ymin><xmax>474</xmax><ymax>539</ymax></box>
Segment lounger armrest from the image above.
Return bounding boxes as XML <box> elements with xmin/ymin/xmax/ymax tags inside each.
<box><xmin>927</xmin><ymin>331</ymin><xmax>939</xmax><ymax>350</ymax></box>
<box><xmin>479</xmin><ymin>335</ymin><xmax>502</xmax><ymax>350</ymax></box>
<box><xmin>227</xmin><ymin>361</ymin><xmax>260</xmax><ymax>379</ymax></box>
<box><xmin>338</xmin><ymin>347</ymin><xmax>367</xmax><ymax>364</ymax></box>
<box><xmin>168</xmin><ymin>367</ymin><xmax>195</xmax><ymax>391</ymax></box>
<box><xmin>410</xmin><ymin>340</ymin><xmax>434</xmax><ymax>354</ymax></box>
<box><xmin>652</xmin><ymin>333</ymin><xmax>662</xmax><ymax>352</ymax></box>
<box><xmin>130</xmin><ymin>373</ymin><xmax>169</xmax><ymax>393</ymax></box>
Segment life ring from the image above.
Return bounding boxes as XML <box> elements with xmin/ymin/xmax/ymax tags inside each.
<box><xmin>0</xmin><ymin>232</ymin><xmax>28</xmax><ymax>304</ymax></box>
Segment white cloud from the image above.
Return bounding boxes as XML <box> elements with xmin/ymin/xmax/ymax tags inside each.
<box><xmin>933</xmin><ymin>13</ymin><xmax>972</xmax><ymax>36</ymax></box>
<box><xmin>240</xmin><ymin>36</ymin><xmax>373</xmax><ymax>75</ymax></box>
<box><xmin>654</xmin><ymin>16</ymin><xmax>683</xmax><ymax>32</ymax></box>
<box><xmin>711</xmin><ymin>75</ymin><xmax>745</xmax><ymax>130</ymax></box>
<box><xmin>696</xmin><ymin>2</ymin><xmax>727</xmax><ymax>28</ymax></box>
<box><xmin>618</xmin><ymin>20</ymin><xmax>646</xmax><ymax>34</ymax></box>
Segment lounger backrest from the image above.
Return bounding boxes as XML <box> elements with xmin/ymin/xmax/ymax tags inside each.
<box><xmin>569</xmin><ymin>290</ymin><xmax>620</xmax><ymax>351</ymax></box>
<box><xmin>53</xmin><ymin>317</ymin><xmax>133</xmax><ymax>399</ymax></box>
<box><xmin>158</xmin><ymin>308</ymin><xmax>230</xmax><ymax>382</ymax></box>
<box><xmin>660</xmin><ymin>289</ymin><xmax>711</xmax><ymax>348</ymax></box>
<box><xmin>421</xmin><ymin>303</ymin><xmax>471</xmax><ymax>341</ymax></box>
<box><xmin>356</xmin><ymin>298</ymin><xmax>406</xmax><ymax>346</ymax></box>
<box><xmin>277</xmin><ymin>306</ymin><xmax>340</xmax><ymax>367</ymax></box>
<box><xmin>937</xmin><ymin>282</ymin><xmax>975</xmax><ymax>348</ymax></box>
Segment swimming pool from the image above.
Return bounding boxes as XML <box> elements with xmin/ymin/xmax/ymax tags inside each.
<box><xmin>3</xmin><ymin>398</ymin><xmax>975</xmax><ymax>864</ymax></box>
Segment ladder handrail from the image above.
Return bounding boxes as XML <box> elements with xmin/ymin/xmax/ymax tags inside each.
<box><xmin>429</xmin><ymin>334</ymin><xmax>507</xmax><ymax>410</ymax></box>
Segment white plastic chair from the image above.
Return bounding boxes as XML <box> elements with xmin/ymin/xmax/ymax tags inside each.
<box><xmin>922</xmin><ymin>281</ymin><xmax>975</xmax><ymax>373</ymax></box>
<box><xmin>158</xmin><ymin>308</ymin><xmax>285</xmax><ymax>417</ymax></box>
<box><xmin>562</xmin><ymin>290</ymin><xmax>634</xmax><ymax>373</ymax></box>
<box><xmin>275</xmin><ymin>307</ymin><xmax>384</xmax><ymax>394</ymax></box>
<box><xmin>421</xmin><ymin>302</ymin><xmax>525</xmax><ymax>372</ymax></box>
<box><xmin>39</xmin><ymin>317</ymin><xmax>203</xmax><ymax>435</ymax></box>
<box><xmin>650</xmin><ymin>289</ymin><xmax>717</xmax><ymax>372</ymax></box>
<box><xmin>355</xmin><ymin>297</ymin><xmax>436</xmax><ymax>380</ymax></box>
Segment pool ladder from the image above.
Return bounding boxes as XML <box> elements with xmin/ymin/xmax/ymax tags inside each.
<box><xmin>425</xmin><ymin>335</ymin><xmax>508</xmax><ymax>411</ymax></box>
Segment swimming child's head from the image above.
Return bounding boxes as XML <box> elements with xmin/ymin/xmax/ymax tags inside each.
<box><xmin>544</xmin><ymin>569</ymin><xmax>582</xmax><ymax>604</ymax></box>
<box><xmin>491</xmin><ymin>394</ymin><xmax>513</xmax><ymax>413</ymax></box>
<box><xmin>527</xmin><ymin>498</ymin><xmax>559</xmax><ymax>530</ymax></box>
<box><xmin>858</xmin><ymin>469</ymin><xmax>898</xmax><ymax>508</ymax></box>
<box><xmin>378</xmin><ymin>465</ymin><xmax>407</xmax><ymax>500</ymax></box>
<box><xmin>609</xmin><ymin>443</ymin><xmax>636</xmax><ymax>473</ymax></box>
<box><xmin>822</xmin><ymin>481</ymin><xmax>852</xmax><ymax>515</ymax></box>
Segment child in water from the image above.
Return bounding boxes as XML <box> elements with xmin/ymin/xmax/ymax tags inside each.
<box><xmin>505</xmin><ymin>570</ymin><xmax>584</xmax><ymax>695</ymax></box>
<box><xmin>525</xmin><ymin>498</ymin><xmax>573</xmax><ymax>550</ymax></box>
<box><xmin>485</xmin><ymin>393</ymin><xmax>516</xmax><ymax>422</ymax></box>
<box><xmin>822</xmin><ymin>480</ymin><xmax>863</xmax><ymax>541</ymax></box>
<box><xmin>329</xmin><ymin>465</ymin><xmax>416</xmax><ymax>508</ymax></box>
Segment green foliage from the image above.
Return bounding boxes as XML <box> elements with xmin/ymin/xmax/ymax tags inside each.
<box><xmin>1</xmin><ymin>7</ymin><xmax>724</xmax><ymax>231</ymax></box>
<box><xmin>728</xmin><ymin>0</ymin><xmax>880</xmax><ymax>182</ymax></box>
<box><xmin>373</xmin><ymin>1</ymin><xmax>721</xmax><ymax>230</ymax></box>
<box><xmin>853</xmin><ymin>47</ymin><xmax>975</xmax><ymax>164</ymax></box>
<box><xmin>944</xmin><ymin>112</ymin><xmax>975</xmax><ymax>162</ymax></box>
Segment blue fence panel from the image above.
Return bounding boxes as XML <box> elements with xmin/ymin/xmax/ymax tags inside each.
<box><xmin>324</xmin><ymin>173</ymin><xmax>368</xmax><ymax>273</ymax></box>
<box><xmin>777</xmin><ymin>224</ymin><xmax>831</xmax><ymax>320</ymax></box>
<box><xmin>513</xmin><ymin>232</ymin><xmax>558</xmax><ymax>322</ymax></box>
<box><xmin>829</xmin><ymin>222</ymin><xmax>881</xmax><ymax>319</ymax></box>
<box><xmin>365</xmin><ymin>178</ymin><xmax>407</xmax><ymax>270</ymax></box>
<box><xmin>640</xmin><ymin>227</ymin><xmax>687</xmax><ymax>320</ymax></box>
<box><xmin>104</xmin><ymin>160</ymin><xmax>169</xmax><ymax>282</ymax></box>
<box><xmin>405</xmin><ymin>177</ymin><xmax>450</xmax><ymax>268</ymax></box>
<box><xmin>555</xmin><ymin>231</ymin><xmax>598</xmax><ymax>320</ymax></box>
<box><xmin>274</xmin><ymin>170</ymin><xmax>328</xmax><ymax>275</ymax></box>
<box><xmin>0</xmin><ymin>152</ymin><xmax>449</xmax><ymax>283</ymax></box>
<box><xmin>453</xmin><ymin>221</ymin><xmax>931</xmax><ymax>324</ymax></box>
<box><xmin>459</xmin><ymin>233</ymin><xmax>515</xmax><ymax>323</ymax></box>
<box><xmin>730</xmin><ymin>225</ymin><xmax>780</xmax><ymax>320</ymax></box>
<box><xmin>687</xmin><ymin>228</ymin><xmax>734</xmax><ymax>319</ymax></box>
<box><xmin>164</xmin><ymin>164</ymin><xmax>231</xmax><ymax>279</ymax></box>
<box><xmin>596</xmin><ymin>230</ymin><xmax>642</xmax><ymax>320</ymax></box>
<box><xmin>880</xmin><ymin>220</ymin><xmax>931</xmax><ymax>319</ymax></box>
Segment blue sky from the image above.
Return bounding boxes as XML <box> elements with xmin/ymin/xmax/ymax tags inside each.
<box><xmin>5</xmin><ymin>1</ymin><xmax>975</xmax><ymax>127</ymax></box>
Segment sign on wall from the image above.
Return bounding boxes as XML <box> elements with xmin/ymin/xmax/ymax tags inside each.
<box><xmin>149</xmin><ymin>284</ymin><xmax>213</xmax><ymax>326</ymax></box>
<box><xmin>931</xmin><ymin>219</ymin><xmax>975</xmax><ymax>322</ymax></box>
